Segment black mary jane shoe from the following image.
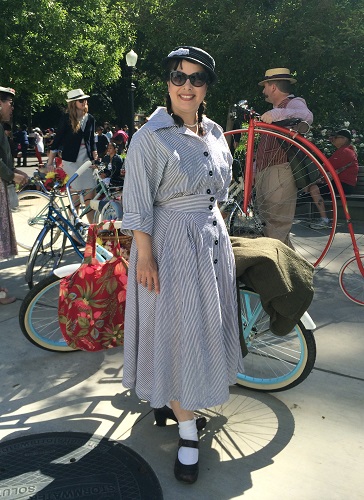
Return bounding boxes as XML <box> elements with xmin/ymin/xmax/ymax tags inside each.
<box><xmin>174</xmin><ymin>438</ymin><xmax>199</xmax><ymax>484</ymax></box>
<box><xmin>153</xmin><ymin>406</ymin><xmax>207</xmax><ymax>431</ymax></box>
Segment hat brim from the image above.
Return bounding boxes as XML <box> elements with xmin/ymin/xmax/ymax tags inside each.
<box><xmin>0</xmin><ymin>86</ymin><xmax>15</xmax><ymax>96</ymax></box>
<box><xmin>66</xmin><ymin>95</ymin><xmax>90</xmax><ymax>102</ymax></box>
<box><xmin>163</xmin><ymin>55</ymin><xmax>217</xmax><ymax>84</ymax></box>
<box><xmin>258</xmin><ymin>76</ymin><xmax>297</xmax><ymax>86</ymax></box>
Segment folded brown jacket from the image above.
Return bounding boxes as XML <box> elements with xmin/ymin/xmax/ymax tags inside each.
<box><xmin>231</xmin><ymin>236</ymin><xmax>314</xmax><ymax>336</ymax></box>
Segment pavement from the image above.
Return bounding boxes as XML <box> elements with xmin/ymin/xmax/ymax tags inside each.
<box><xmin>1</xmin><ymin>155</ymin><xmax>364</xmax><ymax>499</ymax></box>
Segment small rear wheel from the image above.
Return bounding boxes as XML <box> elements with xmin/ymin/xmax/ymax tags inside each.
<box><xmin>19</xmin><ymin>274</ymin><xmax>75</xmax><ymax>352</ymax></box>
<box><xmin>339</xmin><ymin>254</ymin><xmax>364</xmax><ymax>305</ymax></box>
<box><xmin>237</xmin><ymin>288</ymin><xmax>316</xmax><ymax>391</ymax></box>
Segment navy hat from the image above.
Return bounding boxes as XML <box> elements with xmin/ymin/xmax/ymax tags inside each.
<box><xmin>163</xmin><ymin>46</ymin><xmax>217</xmax><ymax>84</ymax></box>
<box><xmin>0</xmin><ymin>86</ymin><xmax>15</xmax><ymax>96</ymax></box>
<box><xmin>333</xmin><ymin>129</ymin><xmax>352</xmax><ymax>142</ymax></box>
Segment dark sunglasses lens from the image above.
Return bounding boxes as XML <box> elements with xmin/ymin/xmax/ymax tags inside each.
<box><xmin>190</xmin><ymin>72</ymin><xmax>208</xmax><ymax>87</ymax></box>
<box><xmin>78</xmin><ymin>98</ymin><xmax>87</xmax><ymax>103</ymax></box>
<box><xmin>170</xmin><ymin>71</ymin><xmax>186</xmax><ymax>86</ymax></box>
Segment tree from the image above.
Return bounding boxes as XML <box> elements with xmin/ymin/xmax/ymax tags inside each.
<box><xmin>2</xmin><ymin>0</ymin><xmax>363</xmax><ymax>137</ymax></box>
<box><xmin>0</xmin><ymin>0</ymin><xmax>134</xmax><ymax>121</ymax></box>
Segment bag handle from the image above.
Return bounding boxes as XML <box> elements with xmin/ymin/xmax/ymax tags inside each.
<box><xmin>83</xmin><ymin>221</ymin><xmax>122</xmax><ymax>264</ymax></box>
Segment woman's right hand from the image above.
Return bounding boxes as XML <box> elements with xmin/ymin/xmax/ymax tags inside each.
<box><xmin>136</xmin><ymin>254</ymin><xmax>160</xmax><ymax>294</ymax></box>
<box><xmin>134</xmin><ymin>230</ymin><xmax>160</xmax><ymax>294</ymax></box>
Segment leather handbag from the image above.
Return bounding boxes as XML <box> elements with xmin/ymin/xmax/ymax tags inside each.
<box><xmin>58</xmin><ymin>222</ymin><xmax>128</xmax><ymax>351</ymax></box>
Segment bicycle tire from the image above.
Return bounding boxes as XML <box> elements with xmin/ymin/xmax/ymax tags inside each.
<box><xmin>236</xmin><ymin>288</ymin><xmax>316</xmax><ymax>391</ymax></box>
<box><xmin>26</xmin><ymin>225</ymin><xmax>67</xmax><ymax>288</ymax></box>
<box><xmin>19</xmin><ymin>273</ymin><xmax>75</xmax><ymax>352</ymax></box>
<box><xmin>339</xmin><ymin>254</ymin><xmax>364</xmax><ymax>306</ymax></box>
<box><xmin>13</xmin><ymin>191</ymin><xmax>61</xmax><ymax>250</ymax></box>
<box><xmin>226</xmin><ymin>127</ymin><xmax>337</xmax><ymax>267</ymax></box>
<box><xmin>100</xmin><ymin>200</ymin><xmax>123</xmax><ymax>221</ymax></box>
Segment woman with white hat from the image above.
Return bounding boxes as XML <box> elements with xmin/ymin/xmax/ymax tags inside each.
<box><xmin>46</xmin><ymin>89</ymin><xmax>98</xmax><ymax>222</ymax></box>
<box><xmin>33</xmin><ymin>127</ymin><xmax>44</xmax><ymax>166</ymax></box>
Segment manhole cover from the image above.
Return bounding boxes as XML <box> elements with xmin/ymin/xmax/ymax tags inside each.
<box><xmin>0</xmin><ymin>432</ymin><xmax>163</xmax><ymax>499</ymax></box>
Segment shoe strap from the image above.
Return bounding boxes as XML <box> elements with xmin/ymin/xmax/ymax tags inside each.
<box><xmin>178</xmin><ymin>438</ymin><xmax>199</xmax><ymax>449</ymax></box>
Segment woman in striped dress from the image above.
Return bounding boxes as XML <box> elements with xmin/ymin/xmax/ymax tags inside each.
<box><xmin>121</xmin><ymin>46</ymin><xmax>241</xmax><ymax>484</ymax></box>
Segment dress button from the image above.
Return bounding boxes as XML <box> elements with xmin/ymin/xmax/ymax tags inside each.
<box><xmin>210</xmin><ymin>197</ymin><xmax>214</xmax><ymax>202</ymax></box>
<box><xmin>213</xmin><ymin>221</ymin><xmax>217</xmax><ymax>226</ymax></box>
<box><xmin>209</xmin><ymin>171</ymin><xmax>213</xmax><ymax>176</ymax></box>
<box><xmin>215</xmin><ymin>240</ymin><xmax>218</xmax><ymax>245</ymax></box>
<box><xmin>214</xmin><ymin>259</ymin><xmax>218</xmax><ymax>264</ymax></box>
<box><xmin>209</xmin><ymin>205</ymin><xmax>213</xmax><ymax>210</ymax></box>
<box><xmin>204</xmin><ymin>152</ymin><xmax>209</xmax><ymax>157</ymax></box>
<box><xmin>206</xmin><ymin>189</ymin><xmax>211</xmax><ymax>194</ymax></box>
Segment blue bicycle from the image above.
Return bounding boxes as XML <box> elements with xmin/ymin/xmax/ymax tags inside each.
<box><xmin>24</xmin><ymin>161</ymin><xmax>122</xmax><ymax>289</ymax></box>
<box><xmin>19</xmin><ymin>265</ymin><xmax>316</xmax><ymax>391</ymax></box>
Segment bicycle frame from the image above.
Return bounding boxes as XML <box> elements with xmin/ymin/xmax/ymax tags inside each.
<box><xmin>225</xmin><ymin>118</ymin><xmax>364</xmax><ymax>280</ymax></box>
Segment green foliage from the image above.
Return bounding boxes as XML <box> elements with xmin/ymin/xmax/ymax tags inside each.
<box><xmin>1</xmin><ymin>0</ymin><xmax>363</xmax><ymax>137</ymax></box>
<box><xmin>0</xmin><ymin>0</ymin><xmax>132</xmax><ymax>108</ymax></box>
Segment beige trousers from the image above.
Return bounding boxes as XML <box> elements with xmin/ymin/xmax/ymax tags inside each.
<box><xmin>255</xmin><ymin>163</ymin><xmax>297</xmax><ymax>248</ymax></box>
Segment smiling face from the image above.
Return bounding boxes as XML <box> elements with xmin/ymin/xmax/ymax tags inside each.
<box><xmin>167</xmin><ymin>59</ymin><xmax>207</xmax><ymax>122</ymax></box>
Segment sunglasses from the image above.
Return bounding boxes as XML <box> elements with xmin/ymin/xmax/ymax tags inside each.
<box><xmin>77</xmin><ymin>98</ymin><xmax>87</xmax><ymax>103</ymax></box>
<box><xmin>170</xmin><ymin>71</ymin><xmax>209</xmax><ymax>87</ymax></box>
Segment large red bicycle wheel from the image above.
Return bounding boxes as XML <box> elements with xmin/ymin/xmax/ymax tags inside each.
<box><xmin>225</xmin><ymin>127</ymin><xmax>337</xmax><ymax>267</ymax></box>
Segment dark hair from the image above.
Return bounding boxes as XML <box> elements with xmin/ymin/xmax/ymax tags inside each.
<box><xmin>0</xmin><ymin>91</ymin><xmax>13</xmax><ymax>101</ymax></box>
<box><xmin>108</xmin><ymin>142</ymin><xmax>117</xmax><ymax>149</ymax></box>
<box><xmin>165</xmin><ymin>59</ymin><xmax>207</xmax><ymax>135</ymax></box>
<box><xmin>269</xmin><ymin>80</ymin><xmax>294</xmax><ymax>94</ymax></box>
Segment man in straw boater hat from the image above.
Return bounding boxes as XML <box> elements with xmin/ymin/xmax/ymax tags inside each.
<box><xmin>254</xmin><ymin>68</ymin><xmax>313</xmax><ymax>247</ymax></box>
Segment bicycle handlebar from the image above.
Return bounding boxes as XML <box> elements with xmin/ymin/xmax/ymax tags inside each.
<box><xmin>75</xmin><ymin>160</ymin><xmax>93</xmax><ymax>177</ymax></box>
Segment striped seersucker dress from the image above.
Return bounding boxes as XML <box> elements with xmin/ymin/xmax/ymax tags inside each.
<box><xmin>121</xmin><ymin>107</ymin><xmax>241</xmax><ymax>411</ymax></box>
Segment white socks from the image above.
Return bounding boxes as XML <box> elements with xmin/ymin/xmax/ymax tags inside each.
<box><xmin>178</xmin><ymin>419</ymin><xmax>199</xmax><ymax>465</ymax></box>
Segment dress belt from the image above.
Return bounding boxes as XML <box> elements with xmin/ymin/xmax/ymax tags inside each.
<box><xmin>154</xmin><ymin>195</ymin><xmax>218</xmax><ymax>212</ymax></box>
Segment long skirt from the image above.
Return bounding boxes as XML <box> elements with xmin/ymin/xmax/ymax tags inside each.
<box><xmin>0</xmin><ymin>178</ymin><xmax>17</xmax><ymax>261</ymax></box>
<box><xmin>122</xmin><ymin>199</ymin><xmax>241</xmax><ymax>410</ymax></box>
<box><xmin>62</xmin><ymin>145</ymin><xmax>96</xmax><ymax>191</ymax></box>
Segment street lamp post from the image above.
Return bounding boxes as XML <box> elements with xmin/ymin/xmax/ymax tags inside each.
<box><xmin>126</xmin><ymin>49</ymin><xmax>138</xmax><ymax>141</ymax></box>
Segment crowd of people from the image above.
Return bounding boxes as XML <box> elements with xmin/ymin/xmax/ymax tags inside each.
<box><xmin>0</xmin><ymin>46</ymin><xmax>360</xmax><ymax>486</ymax></box>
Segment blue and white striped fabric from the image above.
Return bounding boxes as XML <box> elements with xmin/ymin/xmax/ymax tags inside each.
<box><xmin>121</xmin><ymin>107</ymin><xmax>241</xmax><ymax>411</ymax></box>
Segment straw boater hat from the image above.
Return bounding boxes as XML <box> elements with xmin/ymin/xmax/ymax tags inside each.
<box><xmin>0</xmin><ymin>86</ymin><xmax>15</xmax><ymax>96</ymax></box>
<box><xmin>66</xmin><ymin>89</ymin><xmax>90</xmax><ymax>102</ymax></box>
<box><xmin>258</xmin><ymin>68</ymin><xmax>297</xmax><ymax>86</ymax></box>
